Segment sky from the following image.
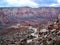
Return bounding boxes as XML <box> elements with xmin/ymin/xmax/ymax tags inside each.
<box><xmin>0</xmin><ymin>0</ymin><xmax>60</xmax><ymax>8</ymax></box>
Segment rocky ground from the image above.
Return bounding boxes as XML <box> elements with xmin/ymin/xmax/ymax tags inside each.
<box><xmin>0</xmin><ymin>15</ymin><xmax>60</xmax><ymax>45</ymax></box>
<box><xmin>0</xmin><ymin>26</ymin><xmax>60</xmax><ymax>45</ymax></box>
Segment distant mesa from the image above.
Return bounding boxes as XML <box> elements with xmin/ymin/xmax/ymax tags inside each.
<box><xmin>0</xmin><ymin>7</ymin><xmax>59</xmax><ymax>25</ymax></box>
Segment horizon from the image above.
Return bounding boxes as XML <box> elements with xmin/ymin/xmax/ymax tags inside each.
<box><xmin>0</xmin><ymin>7</ymin><xmax>60</xmax><ymax>8</ymax></box>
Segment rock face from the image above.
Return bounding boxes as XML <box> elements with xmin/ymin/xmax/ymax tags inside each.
<box><xmin>0</xmin><ymin>7</ymin><xmax>60</xmax><ymax>25</ymax></box>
